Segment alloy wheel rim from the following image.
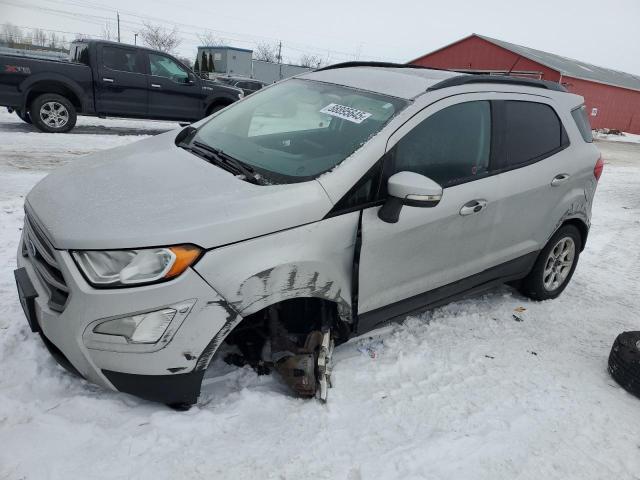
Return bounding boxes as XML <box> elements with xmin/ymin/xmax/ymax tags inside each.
<box><xmin>39</xmin><ymin>101</ymin><xmax>69</xmax><ymax>128</ymax></box>
<box><xmin>542</xmin><ymin>236</ymin><xmax>575</xmax><ymax>291</ymax></box>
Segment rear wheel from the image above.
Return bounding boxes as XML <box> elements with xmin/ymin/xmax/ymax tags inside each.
<box><xmin>31</xmin><ymin>94</ymin><xmax>77</xmax><ymax>133</ymax></box>
<box><xmin>518</xmin><ymin>225</ymin><xmax>582</xmax><ymax>300</ymax></box>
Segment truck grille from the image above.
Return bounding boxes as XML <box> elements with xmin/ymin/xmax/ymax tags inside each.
<box><xmin>21</xmin><ymin>212</ymin><xmax>69</xmax><ymax>312</ymax></box>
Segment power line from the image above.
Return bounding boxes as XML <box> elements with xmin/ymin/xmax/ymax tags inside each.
<box><xmin>1</xmin><ymin>0</ymin><xmax>404</xmax><ymax>62</ymax></box>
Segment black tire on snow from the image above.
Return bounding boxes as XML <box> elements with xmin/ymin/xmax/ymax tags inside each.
<box><xmin>608</xmin><ymin>331</ymin><xmax>640</xmax><ymax>398</ymax></box>
<box><xmin>16</xmin><ymin>110</ymin><xmax>32</xmax><ymax>124</ymax></box>
<box><xmin>518</xmin><ymin>224</ymin><xmax>582</xmax><ymax>301</ymax></box>
<box><xmin>31</xmin><ymin>93</ymin><xmax>77</xmax><ymax>133</ymax></box>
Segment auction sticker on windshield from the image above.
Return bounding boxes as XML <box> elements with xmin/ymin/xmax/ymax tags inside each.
<box><xmin>320</xmin><ymin>103</ymin><xmax>372</xmax><ymax>124</ymax></box>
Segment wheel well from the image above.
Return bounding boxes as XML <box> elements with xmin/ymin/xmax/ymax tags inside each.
<box><xmin>26</xmin><ymin>82</ymin><xmax>82</xmax><ymax>112</ymax></box>
<box><xmin>560</xmin><ymin>218</ymin><xmax>589</xmax><ymax>251</ymax></box>
<box><xmin>206</xmin><ymin>99</ymin><xmax>232</xmax><ymax>116</ymax></box>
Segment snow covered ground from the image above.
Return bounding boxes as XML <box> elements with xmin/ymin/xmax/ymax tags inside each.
<box><xmin>1</xmin><ymin>109</ymin><xmax>640</xmax><ymax>480</ymax></box>
<box><xmin>593</xmin><ymin>130</ymin><xmax>640</xmax><ymax>144</ymax></box>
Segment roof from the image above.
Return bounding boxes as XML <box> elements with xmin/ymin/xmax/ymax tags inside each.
<box><xmin>300</xmin><ymin>66</ymin><xmax>458</xmax><ymax>99</ymax></box>
<box><xmin>197</xmin><ymin>45</ymin><xmax>253</xmax><ymax>53</ymax></box>
<box><xmin>475</xmin><ymin>34</ymin><xmax>640</xmax><ymax>92</ymax></box>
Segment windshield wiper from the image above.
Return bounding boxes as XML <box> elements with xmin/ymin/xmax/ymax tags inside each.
<box><xmin>179</xmin><ymin>140</ymin><xmax>263</xmax><ymax>185</ymax></box>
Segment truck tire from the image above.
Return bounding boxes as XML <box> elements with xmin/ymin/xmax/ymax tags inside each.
<box><xmin>31</xmin><ymin>94</ymin><xmax>77</xmax><ymax>133</ymax></box>
<box><xmin>16</xmin><ymin>109</ymin><xmax>32</xmax><ymax>124</ymax></box>
<box><xmin>608</xmin><ymin>331</ymin><xmax>640</xmax><ymax>398</ymax></box>
<box><xmin>518</xmin><ymin>225</ymin><xmax>581</xmax><ymax>301</ymax></box>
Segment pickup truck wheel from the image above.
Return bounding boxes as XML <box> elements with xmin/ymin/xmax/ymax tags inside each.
<box><xmin>207</xmin><ymin>103</ymin><xmax>228</xmax><ymax>116</ymax></box>
<box><xmin>16</xmin><ymin>110</ymin><xmax>32</xmax><ymax>124</ymax></box>
<box><xmin>31</xmin><ymin>94</ymin><xmax>77</xmax><ymax>133</ymax></box>
<box><xmin>518</xmin><ymin>225</ymin><xmax>581</xmax><ymax>301</ymax></box>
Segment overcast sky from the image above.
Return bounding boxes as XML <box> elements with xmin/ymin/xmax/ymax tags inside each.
<box><xmin>2</xmin><ymin>0</ymin><xmax>640</xmax><ymax>74</ymax></box>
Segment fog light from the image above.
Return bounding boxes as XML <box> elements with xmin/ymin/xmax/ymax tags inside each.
<box><xmin>94</xmin><ymin>308</ymin><xmax>176</xmax><ymax>343</ymax></box>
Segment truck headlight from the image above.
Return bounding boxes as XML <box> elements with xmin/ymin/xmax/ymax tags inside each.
<box><xmin>72</xmin><ymin>245</ymin><xmax>202</xmax><ymax>287</ymax></box>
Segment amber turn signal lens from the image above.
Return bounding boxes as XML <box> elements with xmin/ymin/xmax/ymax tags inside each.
<box><xmin>165</xmin><ymin>245</ymin><xmax>203</xmax><ymax>279</ymax></box>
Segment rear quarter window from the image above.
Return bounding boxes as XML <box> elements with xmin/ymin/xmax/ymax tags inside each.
<box><xmin>571</xmin><ymin>106</ymin><xmax>594</xmax><ymax>142</ymax></box>
<box><xmin>503</xmin><ymin>101</ymin><xmax>569</xmax><ymax>167</ymax></box>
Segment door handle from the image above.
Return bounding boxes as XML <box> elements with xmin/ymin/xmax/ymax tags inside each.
<box><xmin>551</xmin><ymin>173</ymin><xmax>571</xmax><ymax>186</ymax></box>
<box><xmin>102</xmin><ymin>77</ymin><xmax>114</xmax><ymax>83</ymax></box>
<box><xmin>151</xmin><ymin>83</ymin><xmax>162</xmax><ymax>89</ymax></box>
<box><xmin>460</xmin><ymin>199</ymin><xmax>487</xmax><ymax>216</ymax></box>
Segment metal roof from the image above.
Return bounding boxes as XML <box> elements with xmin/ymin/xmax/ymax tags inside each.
<box><xmin>476</xmin><ymin>34</ymin><xmax>640</xmax><ymax>92</ymax></box>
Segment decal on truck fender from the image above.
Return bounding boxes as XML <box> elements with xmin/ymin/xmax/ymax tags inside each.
<box><xmin>4</xmin><ymin>65</ymin><xmax>31</xmax><ymax>74</ymax></box>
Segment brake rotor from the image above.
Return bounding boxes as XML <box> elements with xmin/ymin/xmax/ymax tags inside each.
<box><xmin>273</xmin><ymin>329</ymin><xmax>334</xmax><ymax>402</ymax></box>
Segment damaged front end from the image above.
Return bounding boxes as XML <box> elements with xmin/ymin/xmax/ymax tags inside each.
<box><xmin>220</xmin><ymin>298</ymin><xmax>340</xmax><ymax>402</ymax></box>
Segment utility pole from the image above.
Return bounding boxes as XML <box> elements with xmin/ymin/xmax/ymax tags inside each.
<box><xmin>277</xmin><ymin>41</ymin><xmax>282</xmax><ymax>80</ymax></box>
<box><xmin>134</xmin><ymin>33</ymin><xmax>138</xmax><ymax>45</ymax></box>
<box><xmin>117</xmin><ymin>12</ymin><xmax>121</xmax><ymax>42</ymax></box>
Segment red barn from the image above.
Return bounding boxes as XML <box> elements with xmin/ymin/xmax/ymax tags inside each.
<box><xmin>410</xmin><ymin>34</ymin><xmax>640</xmax><ymax>134</ymax></box>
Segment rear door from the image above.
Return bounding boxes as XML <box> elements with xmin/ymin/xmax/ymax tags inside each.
<box><xmin>147</xmin><ymin>53</ymin><xmax>202</xmax><ymax>120</ymax></box>
<box><xmin>95</xmin><ymin>44</ymin><xmax>148</xmax><ymax>116</ymax></box>
<box><xmin>356</xmin><ymin>94</ymin><xmax>501</xmax><ymax>330</ymax></box>
<box><xmin>487</xmin><ymin>96</ymin><xmax>574</xmax><ymax>267</ymax></box>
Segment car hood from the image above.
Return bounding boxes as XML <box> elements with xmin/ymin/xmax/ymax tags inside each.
<box><xmin>25</xmin><ymin>130</ymin><xmax>333</xmax><ymax>250</ymax></box>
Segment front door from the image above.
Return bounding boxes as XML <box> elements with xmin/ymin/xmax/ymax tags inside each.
<box><xmin>357</xmin><ymin>95</ymin><xmax>501</xmax><ymax>332</ymax></box>
<box><xmin>95</xmin><ymin>44</ymin><xmax>148</xmax><ymax>116</ymax></box>
<box><xmin>147</xmin><ymin>53</ymin><xmax>202</xmax><ymax>121</ymax></box>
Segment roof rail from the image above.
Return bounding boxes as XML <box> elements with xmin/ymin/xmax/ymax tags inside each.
<box><xmin>314</xmin><ymin>61</ymin><xmax>453</xmax><ymax>73</ymax></box>
<box><xmin>427</xmin><ymin>74</ymin><xmax>568</xmax><ymax>92</ymax></box>
<box><xmin>313</xmin><ymin>62</ymin><xmax>567</xmax><ymax>93</ymax></box>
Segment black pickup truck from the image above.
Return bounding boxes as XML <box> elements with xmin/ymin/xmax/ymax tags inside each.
<box><xmin>0</xmin><ymin>40</ymin><xmax>244</xmax><ymax>133</ymax></box>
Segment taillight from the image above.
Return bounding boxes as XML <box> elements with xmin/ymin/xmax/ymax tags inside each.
<box><xmin>594</xmin><ymin>156</ymin><xmax>604</xmax><ymax>181</ymax></box>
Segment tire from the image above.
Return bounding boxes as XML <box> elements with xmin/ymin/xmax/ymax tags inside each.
<box><xmin>31</xmin><ymin>94</ymin><xmax>77</xmax><ymax>133</ymax></box>
<box><xmin>518</xmin><ymin>225</ymin><xmax>582</xmax><ymax>301</ymax></box>
<box><xmin>206</xmin><ymin>103</ymin><xmax>228</xmax><ymax>116</ymax></box>
<box><xmin>16</xmin><ymin>110</ymin><xmax>32</xmax><ymax>124</ymax></box>
<box><xmin>608</xmin><ymin>331</ymin><xmax>640</xmax><ymax>398</ymax></box>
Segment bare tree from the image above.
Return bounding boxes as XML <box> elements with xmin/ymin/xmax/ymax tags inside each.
<box><xmin>253</xmin><ymin>42</ymin><xmax>278</xmax><ymax>63</ymax></box>
<box><xmin>139</xmin><ymin>22</ymin><xmax>181</xmax><ymax>53</ymax></box>
<box><xmin>32</xmin><ymin>28</ymin><xmax>47</xmax><ymax>47</ymax></box>
<box><xmin>101</xmin><ymin>22</ymin><xmax>116</xmax><ymax>41</ymax></box>
<box><xmin>1</xmin><ymin>23</ymin><xmax>23</xmax><ymax>46</ymax></box>
<box><xmin>176</xmin><ymin>56</ymin><xmax>193</xmax><ymax>70</ymax></box>
<box><xmin>299</xmin><ymin>54</ymin><xmax>323</xmax><ymax>69</ymax></box>
<box><xmin>198</xmin><ymin>31</ymin><xmax>223</xmax><ymax>47</ymax></box>
<box><xmin>48</xmin><ymin>32</ymin><xmax>59</xmax><ymax>49</ymax></box>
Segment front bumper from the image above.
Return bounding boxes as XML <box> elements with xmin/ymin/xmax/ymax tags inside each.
<box><xmin>16</xmin><ymin>232</ymin><xmax>241</xmax><ymax>405</ymax></box>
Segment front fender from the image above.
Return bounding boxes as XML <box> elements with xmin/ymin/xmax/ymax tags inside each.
<box><xmin>194</xmin><ymin>212</ymin><xmax>358</xmax><ymax>320</ymax></box>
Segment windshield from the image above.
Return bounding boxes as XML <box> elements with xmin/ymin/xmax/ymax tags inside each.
<box><xmin>193</xmin><ymin>79</ymin><xmax>408</xmax><ymax>182</ymax></box>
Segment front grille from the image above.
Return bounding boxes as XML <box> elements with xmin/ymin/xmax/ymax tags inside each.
<box><xmin>21</xmin><ymin>212</ymin><xmax>69</xmax><ymax>312</ymax></box>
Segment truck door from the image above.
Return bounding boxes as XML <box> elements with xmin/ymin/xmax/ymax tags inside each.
<box><xmin>95</xmin><ymin>44</ymin><xmax>148</xmax><ymax>116</ymax></box>
<box><xmin>146</xmin><ymin>53</ymin><xmax>202</xmax><ymax>121</ymax></box>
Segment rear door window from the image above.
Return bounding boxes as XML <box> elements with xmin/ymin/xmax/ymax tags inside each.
<box><xmin>102</xmin><ymin>46</ymin><xmax>143</xmax><ymax>74</ymax></box>
<box><xmin>502</xmin><ymin>101</ymin><xmax>569</xmax><ymax>168</ymax></box>
<box><xmin>571</xmin><ymin>106</ymin><xmax>593</xmax><ymax>142</ymax></box>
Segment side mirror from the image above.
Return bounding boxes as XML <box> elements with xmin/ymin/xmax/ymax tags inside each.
<box><xmin>185</xmin><ymin>73</ymin><xmax>196</xmax><ymax>84</ymax></box>
<box><xmin>378</xmin><ymin>171</ymin><xmax>443</xmax><ymax>223</ymax></box>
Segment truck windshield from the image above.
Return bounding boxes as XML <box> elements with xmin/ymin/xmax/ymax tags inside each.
<box><xmin>193</xmin><ymin>79</ymin><xmax>408</xmax><ymax>182</ymax></box>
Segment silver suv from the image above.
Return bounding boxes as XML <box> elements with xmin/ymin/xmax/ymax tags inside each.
<box><xmin>14</xmin><ymin>63</ymin><xmax>602</xmax><ymax>408</ymax></box>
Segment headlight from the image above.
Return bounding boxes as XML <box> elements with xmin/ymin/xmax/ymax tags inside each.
<box><xmin>72</xmin><ymin>245</ymin><xmax>202</xmax><ymax>287</ymax></box>
<box><xmin>237</xmin><ymin>91</ymin><xmax>244</xmax><ymax>99</ymax></box>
